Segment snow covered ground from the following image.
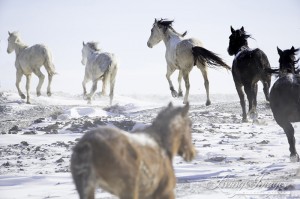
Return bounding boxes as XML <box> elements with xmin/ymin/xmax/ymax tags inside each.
<box><xmin>0</xmin><ymin>91</ymin><xmax>300</xmax><ymax>199</ymax></box>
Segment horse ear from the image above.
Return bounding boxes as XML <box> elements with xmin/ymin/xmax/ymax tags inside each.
<box><xmin>154</xmin><ymin>18</ymin><xmax>157</xmax><ymax>23</ymax></box>
<box><xmin>181</xmin><ymin>102</ymin><xmax>189</xmax><ymax>116</ymax></box>
<box><xmin>230</xmin><ymin>26</ymin><xmax>234</xmax><ymax>33</ymax></box>
<box><xmin>291</xmin><ymin>46</ymin><xmax>295</xmax><ymax>51</ymax></box>
<box><xmin>277</xmin><ymin>47</ymin><xmax>283</xmax><ymax>55</ymax></box>
<box><xmin>241</xmin><ymin>26</ymin><xmax>244</xmax><ymax>32</ymax></box>
<box><xmin>168</xmin><ymin>102</ymin><xmax>173</xmax><ymax>108</ymax></box>
<box><xmin>8</xmin><ymin>31</ymin><xmax>11</xmax><ymax>36</ymax></box>
<box><xmin>83</xmin><ymin>41</ymin><xmax>85</xmax><ymax>46</ymax></box>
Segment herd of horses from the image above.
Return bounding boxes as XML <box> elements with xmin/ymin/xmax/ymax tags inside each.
<box><xmin>6</xmin><ymin>19</ymin><xmax>300</xmax><ymax>199</ymax></box>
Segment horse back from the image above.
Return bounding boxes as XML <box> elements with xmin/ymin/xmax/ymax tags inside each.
<box><xmin>17</xmin><ymin>44</ymin><xmax>51</xmax><ymax>70</ymax></box>
<box><xmin>232</xmin><ymin>48</ymin><xmax>270</xmax><ymax>83</ymax></box>
<box><xmin>175</xmin><ymin>38</ymin><xmax>203</xmax><ymax>68</ymax></box>
<box><xmin>270</xmin><ymin>74</ymin><xmax>300</xmax><ymax>123</ymax></box>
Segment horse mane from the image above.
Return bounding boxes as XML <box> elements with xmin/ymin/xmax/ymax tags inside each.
<box><xmin>86</xmin><ymin>42</ymin><xmax>101</xmax><ymax>52</ymax></box>
<box><xmin>155</xmin><ymin>18</ymin><xmax>187</xmax><ymax>37</ymax></box>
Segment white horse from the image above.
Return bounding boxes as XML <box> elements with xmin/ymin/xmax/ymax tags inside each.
<box><xmin>7</xmin><ymin>31</ymin><xmax>56</xmax><ymax>104</ymax></box>
<box><xmin>81</xmin><ymin>42</ymin><xmax>118</xmax><ymax>105</ymax></box>
<box><xmin>147</xmin><ymin>19</ymin><xmax>230</xmax><ymax>104</ymax></box>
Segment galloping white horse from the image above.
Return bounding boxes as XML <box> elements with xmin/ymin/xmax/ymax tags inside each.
<box><xmin>147</xmin><ymin>19</ymin><xmax>230</xmax><ymax>104</ymax></box>
<box><xmin>81</xmin><ymin>42</ymin><xmax>118</xmax><ymax>105</ymax></box>
<box><xmin>7</xmin><ymin>31</ymin><xmax>56</xmax><ymax>104</ymax></box>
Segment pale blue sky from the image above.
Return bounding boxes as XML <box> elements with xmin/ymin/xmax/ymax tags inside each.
<box><xmin>0</xmin><ymin>0</ymin><xmax>299</xmax><ymax>95</ymax></box>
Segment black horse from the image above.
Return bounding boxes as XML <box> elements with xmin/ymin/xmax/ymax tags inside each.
<box><xmin>269</xmin><ymin>46</ymin><xmax>300</xmax><ymax>162</ymax></box>
<box><xmin>228</xmin><ymin>26</ymin><xmax>271</xmax><ymax>122</ymax></box>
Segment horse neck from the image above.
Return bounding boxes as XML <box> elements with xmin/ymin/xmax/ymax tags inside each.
<box><xmin>86</xmin><ymin>48</ymin><xmax>100</xmax><ymax>60</ymax></box>
<box><xmin>144</xmin><ymin>124</ymin><xmax>175</xmax><ymax>160</ymax></box>
<box><xmin>13</xmin><ymin>41</ymin><xmax>27</xmax><ymax>56</ymax></box>
<box><xmin>162</xmin><ymin>29</ymin><xmax>182</xmax><ymax>50</ymax></box>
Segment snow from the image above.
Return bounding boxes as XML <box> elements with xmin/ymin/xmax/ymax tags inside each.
<box><xmin>1</xmin><ymin>91</ymin><xmax>300</xmax><ymax>199</ymax></box>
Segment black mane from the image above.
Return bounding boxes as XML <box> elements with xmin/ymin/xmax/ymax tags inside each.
<box><xmin>155</xmin><ymin>18</ymin><xmax>187</xmax><ymax>37</ymax></box>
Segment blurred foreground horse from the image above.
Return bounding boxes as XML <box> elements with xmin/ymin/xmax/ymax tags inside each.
<box><xmin>269</xmin><ymin>46</ymin><xmax>300</xmax><ymax>162</ymax></box>
<box><xmin>7</xmin><ymin>31</ymin><xmax>56</xmax><ymax>104</ymax></box>
<box><xmin>81</xmin><ymin>42</ymin><xmax>118</xmax><ymax>105</ymax></box>
<box><xmin>71</xmin><ymin>102</ymin><xmax>196</xmax><ymax>199</ymax></box>
<box><xmin>147</xmin><ymin>19</ymin><xmax>230</xmax><ymax>105</ymax></box>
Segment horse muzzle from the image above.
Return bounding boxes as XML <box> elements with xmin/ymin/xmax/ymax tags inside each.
<box><xmin>147</xmin><ymin>42</ymin><xmax>153</xmax><ymax>48</ymax></box>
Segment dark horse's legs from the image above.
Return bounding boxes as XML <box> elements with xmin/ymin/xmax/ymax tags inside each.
<box><xmin>278</xmin><ymin>120</ymin><xmax>299</xmax><ymax>162</ymax></box>
<box><xmin>235</xmin><ymin>83</ymin><xmax>247</xmax><ymax>122</ymax></box>
<box><xmin>262</xmin><ymin>80</ymin><xmax>270</xmax><ymax>102</ymax></box>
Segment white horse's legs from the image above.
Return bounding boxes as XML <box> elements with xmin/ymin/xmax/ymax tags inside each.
<box><xmin>33</xmin><ymin>69</ymin><xmax>45</xmax><ymax>97</ymax></box>
<box><xmin>47</xmin><ymin>74</ymin><xmax>53</xmax><ymax>97</ymax></box>
<box><xmin>198</xmin><ymin>66</ymin><xmax>211</xmax><ymax>106</ymax></box>
<box><xmin>109</xmin><ymin>65</ymin><xmax>117</xmax><ymax>106</ymax></box>
<box><xmin>182</xmin><ymin>71</ymin><xmax>190</xmax><ymax>104</ymax></box>
<box><xmin>16</xmin><ymin>70</ymin><xmax>25</xmax><ymax>99</ymax></box>
<box><xmin>82</xmin><ymin>77</ymin><xmax>89</xmax><ymax>97</ymax></box>
<box><xmin>87</xmin><ymin>80</ymin><xmax>98</xmax><ymax>104</ymax></box>
<box><xmin>178</xmin><ymin>71</ymin><xmax>183</xmax><ymax>97</ymax></box>
<box><xmin>101</xmin><ymin>74</ymin><xmax>108</xmax><ymax>96</ymax></box>
<box><xmin>166</xmin><ymin>67</ymin><xmax>178</xmax><ymax>97</ymax></box>
<box><xmin>25</xmin><ymin>74</ymin><xmax>32</xmax><ymax>104</ymax></box>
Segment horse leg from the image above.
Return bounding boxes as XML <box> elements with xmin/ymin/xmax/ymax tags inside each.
<box><xmin>177</xmin><ymin>71</ymin><xmax>183</xmax><ymax>97</ymax></box>
<box><xmin>278</xmin><ymin>121</ymin><xmax>299</xmax><ymax>162</ymax></box>
<box><xmin>16</xmin><ymin>70</ymin><xmax>25</xmax><ymax>99</ymax></box>
<box><xmin>25</xmin><ymin>74</ymin><xmax>32</xmax><ymax>104</ymax></box>
<box><xmin>166</xmin><ymin>66</ymin><xmax>177</xmax><ymax>97</ymax></box>
<box><xmin>262</xmin><ymin>79</ymin><xmax>270</xmax><ymax>102</ymax></box>
<box><xmin>244</xmin><ymin>84</ymin><xmax>257</xmax><ymax>120</ymax></box>
<box><xmin>87</xmin><ymin>80</ymin><xmax>98</xmax><ymax>104</ymax></box>
<box><xmin>109</xmin><ymin>66</ymin><xmax>117</xmax><ymax>106</ymax></box>
<box><xmin>82</xmin><ymin>76</ymin><xmax>89</xmax><ymax>97</ymax></box>
<box><xmin>198</xmin><ymin>65</ymin><xmax>211</xmax><ymax>106</ymax></box>
<box><xmin>182</xmin><ymin>70</ymin><xmax>190</xmax><ymax>104</ymax></box>
<box><xmin>101</xmin><ymin>74</ymin><xmax>108</xmax><ymax>96</ymax></box>
<box><xmin>33</xmin><ymin>68</ymin><xmax>45</xmax><ymax>97</ymax></box>
<box><xmin>235</xmin><ymin>83</ymin><xmax>247</xmax><ymax>122</ymax></box>
<box><xmin>46</xmin><ymin>74</ymin><xmax>53</xmax><ymax>97</ymax></box>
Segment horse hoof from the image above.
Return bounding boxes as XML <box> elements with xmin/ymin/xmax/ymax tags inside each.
<box><xmin>178</xmin><ymin>91</ymin><xmax>183</xmax><ymax>97</ymax></box>
<box><xmin>290</xmin><ymin>154</ymin><xmax>300</xmax><ymax>162</ymax></box>
<box><xmin>20</xmin><ymin>94</ymin><xmax>26</xmax><ymax>99</ymax></box>
<box><xmin>47</xmin><ymin>92</ymin><xmax>52</xmax><ymax>97</ymax></box>
<box><xmin>37</xmin><ymin>92</ymin><xmax>41</xmax><ymax>97</ymax></box>
<box><xmin>242</xmin><ymin>118</ymin><xmax>248</xmax><ymax>123</ymax></box>
<box><xmin>206</xmin><ymin>100</ymin><xmax>211</xmax><ymax>106</ymax></box>
<box><xmin>26</xmin><ymin>101</ymin><xmax>31</xmax><ymax>104</ymax></box>
<box><xmin>171</xmin><ymin>91</ymin><xmax>178</xmax><ymax>98</ymax></box>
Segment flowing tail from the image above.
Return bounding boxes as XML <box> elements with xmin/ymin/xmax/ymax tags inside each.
<box><xmin>70</xmin><ymin>141</ymin><xmax>93</xmax><ymax>198</ymax></box>
<box><xmin>43</xmin><ymin>48</ymin><xmax>57</xmax><ymax>76</ymax></box>
<box><xmin>192</xmin><ymin>46</ymin><xmax>231</xmax><ymax>70</ymax></box>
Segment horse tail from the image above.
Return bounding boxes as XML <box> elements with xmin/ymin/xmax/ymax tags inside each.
<box><xmin>70</xmin><ymin>141</ymin><xmax>93</xmax><ymax>197</ymax></box>
<box><xmin>192</xmin><ymin>46</ymin><xmax>231</xmax><ymax>70</ymax></box>
<box><xmin>108</xmin><ymin>59</ymin><xmax>118</xmax><ymax>106</ymax></box>
<box><xmin>43</xmin><ymin>47</ymin><xmax>56</xmax><ymax>76</ymax></box>
<box><xmin>265</xmin><ymin>68</ymin><xmax>280</xmax><ymax>74</ymax></box>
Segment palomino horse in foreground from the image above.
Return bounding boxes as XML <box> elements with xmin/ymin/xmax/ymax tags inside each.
<box><xmin>227</xmin><ymin>26</ymin><xmax>271</xmax><ymax>122</ymax></box>
<box><xmin>269</xmin><ymin>47</ymin><xmax>300</xmax><ymax>162</ymax></box>
<box><xmin>7</xmin><ymin>31</ymin><xmax>56</xmax><ymax>104</ymax></box>
<box><xmin>81</xmin><ymin>42</ymin><xmax>118</xmax><ymax>105</ymax></box>
<box><xmin>71</xmin><ymin>103</ymin><xmax>196</xmax><ymax>199</ymax></box>
<box><xmin>147</xmin><ymin>19</ymin><xmax>230</xmax><ymax>105</ymax></box>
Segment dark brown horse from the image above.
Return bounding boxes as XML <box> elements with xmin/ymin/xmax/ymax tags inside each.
<box><xmin>269</xmin><ymin>46</ymin><xmax>300</xmax><ymax>162</ymax></box>
<box><xmin>71</xmin><ymin>103</ymin><xmax>196</xmax><ymax>199</ymax></box>
<box><xmin>228</xmin><ymin>26</ymin><xmax>271</xmax><ymax>122</ymax></box>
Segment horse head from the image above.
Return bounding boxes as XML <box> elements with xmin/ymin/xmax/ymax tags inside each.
<box><xmin>277</xmin><ymin>46</ymin><xmax>300</xmax><ymax>75</ymax></box>
<box><xmin>227</xmin><ymin>26</ymin><xmax>251</xmax><ymax>56</ymax></box>
<box><xmin>7</xmin><ymin>31</ymin><xmax>21</xmax><ymax>54</ymax></box>
<box><xmin>147</xmin><ymin>19</ymin><xmax>171</xmax><ymax>48</ymax></box>
<box><xmin>81</xmin><ymin>41</ymin><xmax>100</xmax><ymax>65</ymax></box>
<box><xmin>153</xmin><ymin>102</ymin><xmax>196</xmax><ymax>162</ymax></box>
